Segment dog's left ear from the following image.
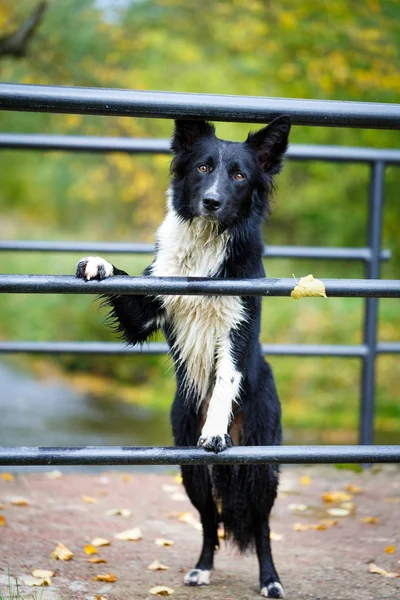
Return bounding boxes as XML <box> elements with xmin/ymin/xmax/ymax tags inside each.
<box><xmin>171</xmin><ymin>120</ymin><xmax>216</xmax><ymax>154</ymax></box>
<box><xmin>246</xmin><ymin>115</ymin><xmax>291</xmax><ymax>174</ymax></box>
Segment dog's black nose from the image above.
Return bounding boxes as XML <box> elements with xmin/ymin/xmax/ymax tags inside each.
<box><xmin>203</xmin><ymin>197</ymin><xmax>221</xmax><ymax>211</ymax></box>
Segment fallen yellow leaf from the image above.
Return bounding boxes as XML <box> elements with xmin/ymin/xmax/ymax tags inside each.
<box><xmin>84</xmin><ymin>544</ymin><xmax>98</xmax><ymax>555</ymax></box>
<box><xmin>154</xmin><ymin>538</ymin><xmax>174</xmax><ymax>547</ymax></box>
<box><xmin>91</xmin><ymin>537</ymin><xmax>110</xmax><ymax>547</ymax></box>
<box><xmin>105</xmin><ymin>508</ymin><xmax>131</xmax><ymax>517</ymax></box>
<box><xmin>368</xmin><ymin>562</ymin><xmax>400</xmax><ymax>577</ymax></box>
<box><xmin>114</xmin><ymin>527</ymin><xmax>142</xmax><ymax>541</ymax></box>
<box><xmin>95</xmin><ymin>597</ymin><xmax>107</xmax><ymax>600</ymax></box>
<box><xmin>149</xmin><ymin>586</ymin><xmax>174</xmax><ymax>596</ymax></box>
<box><xmin>162</xmin><ymin>485</ymin><xmax>178</xmax><ymax>493</ymax></box>
<box><xmin>270</xmin><ymin>532</ymin><xmax>283</xmax><ymax>541</ymax></box>
<box><xmin>92</xmin><ymin>573</ymin><xmax>117</xmax><ymax>583</ymax></box>
<box><xmin>299</xmin><ymin>475</ymin><xmax>312</xmax><ymax>486</ymax></box>
<box><xmin>288</xmin><ymin>503</ymin><xmax>308</xmax><ymax>512</ymax></box>
<box><xmin>321</xmin><ymin>491</ymin><xmax>353</xmax><ymax>503</ymax></box>
<box><xmin>177</xmin><ymin>512</ymin><xmax>202</xmax><ymax>530</ymax></box>
<box><xmin>0</xmin><ymin>515</ymin><xmax>6</xmax><ymax>527</ymax></box>
<box><xmin>46</xmin><ymin>470</ymin><xmax>63</xmax><ymax>479</ymax></box>
<box><xmin>327</xmin><ymin>508</ymin><xmax>350</xmax><ymax>517</ymax></box>
<box><xmin>217</xmin><ymin>526</ymin><xmax>225</xmax><ymax>540</ymax></box>
<box><xmin>291</xmin><ymin>274</ymin><xmax>327</xmax><ymax>301</ymax></box>
<box><xmin>32</xmin><ymin>570</ymin><xmax>54</xmax><ymax>579</ymax></box>
<box><xmin>121</xmin><ymin>474</ymin><xmax>133</xmax><ymax>482</ymax></box>
<box><xmin>22</xmin><ymin>576</ymin><xmax>50</xmax><ymax>587</ymax></box>
<box><xmin>147</xmin><ymin>560</ymin><xmax>169</xmax><ymax>571</ymax></box>
<box><xmin>293</xmin><ymin>520</ymin><xmax>337</xmax><ymax>532</ymax></box>
<box><xmin>174</xmin><ymin>474</ymin><xmax>183</xmax><ymax>484</ymax></box>
<box><xmin>345</xmin><ymin>484</ymin><xmax>364</xmax><ymax>494</ymax></box>
<box><xmin>88</xmin><ymin>557</ymin><xmax>107</xmax><ymax>564</ymax></box>
<box><xmin>82</xmin><ymin>495</ymin><xmax>97</xmax><ymax>504</ymax></box>
<box><xmin>1</xmin><ymin>473</ymin><xmax>14</xmax><ymax>482</ymax></box>
<box><xmin>50</xmin><ymin>542</ymin><xmax>73</xmax><ymax>561</ymax></box>
<box><xmin>384</xmin><ymin>545</ymin><xmax>396</xmax><ymax>554</ymax></box>
<box><xmin>361</xmin><ymin>517</ymin><xmax>378</xmax><ymax>524</ymax></box>
<box><xmin>11</xmin><ymin>497</ymin><xmax>29</xmax><ymax>506</ymax></box>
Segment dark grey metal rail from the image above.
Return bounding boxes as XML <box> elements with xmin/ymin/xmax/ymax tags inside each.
<box><xmin>0</xmin><ymin>241</ymin><xmax>391</xmax><ymax>262</ymax></box>
<box><xmin>2</xmin><ymin>134</ymin><xmax>400</xmax><ymax>164</ymax></box>
<box><xmin>1</xmin><ymin>274</ymin><xmax>400</xmax><ymax>298</ymax></box>
<box><xmin>1</xmin><ymin>84</ymin><xmax>400</xmax><ymax>128</ymax></box>
<box><xmin>0</xmin><ymin>445</ymin><xmax>399</xmax><ymax>466</ymax></box>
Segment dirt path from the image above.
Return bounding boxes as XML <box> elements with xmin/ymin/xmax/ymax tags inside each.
<box><xmin>1</xmin><ymin>466</ymin><xmax>399</xmax><ymax>600</ymax></box>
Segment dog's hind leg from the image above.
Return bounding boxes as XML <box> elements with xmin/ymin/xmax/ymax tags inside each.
<box><xmin>181</xmin><ymin>465</ymin><xmax>219</xmax><ymax>586</ymax></box>
<box><xmin>254</xmin><ymin>517</ymin><xmax>285</xmax><ymax>598</ymax></box>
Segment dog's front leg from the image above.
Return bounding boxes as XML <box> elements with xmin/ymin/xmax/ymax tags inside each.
<box><xmin>198</xmin><ymin>337</ymin><xmax>242</xmax><ymax>453</ymax></box>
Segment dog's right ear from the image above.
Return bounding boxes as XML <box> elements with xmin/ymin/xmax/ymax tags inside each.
<box><xmin>171</xmin><ymin>120</ymin><xmax>216</xmax><ymax>153</ymax></box>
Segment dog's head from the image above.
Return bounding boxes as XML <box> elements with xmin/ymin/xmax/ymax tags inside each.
<box><xmin>170</xmin><ymin>116</ymin><xmax>290</xmax><ymax>225</ymax></box>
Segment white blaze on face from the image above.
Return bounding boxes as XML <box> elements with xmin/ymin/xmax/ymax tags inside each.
<box><xmin>151</xmin><ymin>201</ymin><xmax>246</xmax><ymax>403</ymax></box>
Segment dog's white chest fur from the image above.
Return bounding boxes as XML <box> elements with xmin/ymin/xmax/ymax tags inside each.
<box><xmin>151</xmin><ymin>209</ymin><xmax>245</xmax><ymax>401</ymax></box>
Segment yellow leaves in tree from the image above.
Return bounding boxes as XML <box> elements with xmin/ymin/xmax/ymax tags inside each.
<box><xmin>92</xmin><ymin>573</ymin><xmax>117</xmax><ymax>583</ymax></box>
<box><xmin>291</xmin><ymin>275</ymin><xmax>327</xmax><ymax>301</ymax></box>
<box><xmin>50</xmin><ymin>542</ymin><xmax>74</xmax><ymax>561</ymax></box>
<box><xmin>84</xmin><ymin>544</ymin><xmax>98</xmax><ymax>555</ymax></box>
<box><xmin>147</xmin><ymin>560</ymin><xmax>169</xmax><ymax>571</ymax></box>
<box><xmin>114</xmin><ymin>527</ymin><xmax>143</xmax><ymax>541</ymax></box>
<box><xmin>149</xmin><ymin>586</ymin><xmax>175</xmax><ymax>596</ymax></box>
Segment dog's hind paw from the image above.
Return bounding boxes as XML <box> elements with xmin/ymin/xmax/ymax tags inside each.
<box><xmin>260</xmin><ymin>582</ymin><xmax>285</xmax><ymax>598</ymax></box>
<box><xmin>76</xmin><ymin>256</ymin><xmax>114</xmax><ymax>281</ymax></box>
<box><xmin>198</xmin><ymin>433</ymin><xmax>232</xmax><ymax>453</ymax></box>
<box><xmin>183</xmin><ymin>569</ymin><xmax>210</xmax><ymax>586</ymax></box>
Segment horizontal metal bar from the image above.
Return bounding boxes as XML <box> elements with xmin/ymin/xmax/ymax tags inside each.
<box><xmin>377</xmin><ymin>342</ymin><xmax>400</xmax><ymax>354</ymax></box>
<box><xmin>1</xmin><ymin>134</ymin><xmax>400</xmax><ymax>164</ymax></box>
<box><xmin>1</xmin><ymin>275</ymin><xmax>399</xmax><ymax>298</ymax></box>
<box><xmin>0</xmin><ymin>341</ymin><xmax>373</xmax><ymax>357</ymax></box>
<box><xmin>0</xmin><ymin>241</ymin><xmax>391</xmax><ymax>262</ymax></box>
<box><xmin>1</xmin><ymin>84</ymin><xmax>400</xmax><ymax>129</ymax></box>
<box><xmin>0</xmin><ymin>445</ymin><xmax>398</xmax><ymax>466</ymax></box>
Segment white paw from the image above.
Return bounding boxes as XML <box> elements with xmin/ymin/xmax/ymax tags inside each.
<box><xmin>197</xmin><ymin>433</ymin><xmax>232</xmax><ymax>453</ymax></box>
<box><xmin>260</xmin><ymin>582</ymin><xmax>285</xmax><ymax>598</ymax></box>
<box><xmin>76</xmin><ymin>256</ymin><xmax>114</xmax><ymax>281</ymax></box>
<box><xmin>183</xmin><ymin>569</ymin><xmax>211</xmax><ymax>586</ymax></box>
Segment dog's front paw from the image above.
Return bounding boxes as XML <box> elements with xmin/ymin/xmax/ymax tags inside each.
<box><xmin>76</xmin><ymin>256</ymin><xmax>114</xmax><ymax>281</ymax></box>
<box><xmin>198</xmin><ymin>433</ymin><xmax>232</xmax><ymax>453</ymax></box>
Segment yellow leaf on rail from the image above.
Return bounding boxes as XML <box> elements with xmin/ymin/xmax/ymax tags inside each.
<box><xmin>291</xmin><ymin>274</ymin><xmax>327</xmax><ymax>300</ymax></box>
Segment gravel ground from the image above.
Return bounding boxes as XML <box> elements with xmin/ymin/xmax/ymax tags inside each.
<box><xmin>0</xmin><ymin>465</ymin><xmax>399</xmax><ymax>600</ymax></box>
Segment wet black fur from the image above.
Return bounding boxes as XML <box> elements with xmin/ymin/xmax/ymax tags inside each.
<box><xmin>76</xmin><ymin>116</ymin><xmax>290</xmax><ymax>594</ymax></box>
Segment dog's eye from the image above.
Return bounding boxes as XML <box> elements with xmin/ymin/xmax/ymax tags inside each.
<box><xmin>234</xmin><ymin>172</ymin><xmax>245</xmax><ymax>181</ymax></box>
<box><xmin>198</xmin><ymin>164</ymin><xmax>208</xmax><ymax>173</ymax></box>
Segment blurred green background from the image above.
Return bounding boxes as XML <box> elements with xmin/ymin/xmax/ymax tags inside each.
<box><xmin>0</xmin><ymin>0</ymin><xmax>399</xmax><ymax>444</ymax></box>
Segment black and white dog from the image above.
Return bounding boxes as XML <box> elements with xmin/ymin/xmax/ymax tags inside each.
<box><xmin>76</xmin><ymin>116</ymin><xmax>290</xmax><ymax>598</ymax></box>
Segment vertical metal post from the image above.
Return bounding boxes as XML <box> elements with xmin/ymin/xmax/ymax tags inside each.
<box><xmin>360</xmin><ymin>161</ymin><xmax>385</xmax><ymax>445</ymax></box>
